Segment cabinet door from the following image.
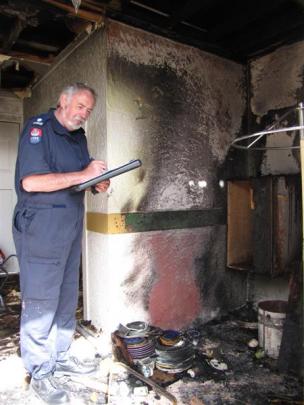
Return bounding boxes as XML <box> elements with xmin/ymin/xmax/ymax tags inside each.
<box><xmin>252</xmin><ymin>177</ymin><xmax>273</xmax><ymax>275</ymax></box>
<box><xmin>227</xmin><ymin>175</ymin><xmax>301</xmax><ymax>277</ymax></box>
<box><xmin>272</xmin><ymin>175</ymin><xmax>301</xmax><ymax>276</ymax></box>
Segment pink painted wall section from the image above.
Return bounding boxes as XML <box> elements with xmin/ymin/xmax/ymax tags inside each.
<box><xmin>148</xmin><ymin>233</ymin><xmax>201</xmax><ymax>329</ymax></box>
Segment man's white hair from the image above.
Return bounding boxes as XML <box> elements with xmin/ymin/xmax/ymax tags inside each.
<box><xmin>58</xmin><ymin>82</ymin><xmax>97</xmax><ymax>106</ymax></box>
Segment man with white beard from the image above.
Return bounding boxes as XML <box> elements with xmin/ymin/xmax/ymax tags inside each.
<box><xmin>13</xmin><ymin>83</ymin><xmax>109</xmax><ymax>404</ymax></box>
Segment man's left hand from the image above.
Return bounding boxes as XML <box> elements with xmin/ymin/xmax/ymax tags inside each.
<box><xmin>94</xmin><ymin>179</ymin><xmax>110</xmax><ymax>193</ymax></box>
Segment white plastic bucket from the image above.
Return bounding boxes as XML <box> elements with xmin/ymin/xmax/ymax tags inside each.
<box><xmin>258</xmin><ymin>300</ymin><xmax>288</xmax><ymax>359</ymax></box>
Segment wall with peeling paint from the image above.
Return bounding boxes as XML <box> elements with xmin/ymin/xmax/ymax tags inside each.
<box><xmin>106</xmin><ymin>22</ymin><xmax>246</xmax><ymax>212</ymax></box>
<box><xmin>87</xmin><ymin>227</ymin><xmax>248</xmax><ymax>340</ymax></box>
<box><xmin>87</xmin><ymin>21</ymin><xmax>247</xmax><ymax>342</ymax></box>
<box><xmin>250</xmin><ymin>41</ymin><xmax>303</xmax><ymax>176</ymax></box>
<box><xmin>248</xmin><ymin>40</ymin><xmax>304</xmax><ymax>304</ymax></box>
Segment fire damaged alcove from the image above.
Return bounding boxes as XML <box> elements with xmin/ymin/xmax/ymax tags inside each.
<box><xmin>0</xmin><ymin>1</ymin><xmax>304</xmax><ymax>404</ymax></box>
<box><xmin>225</xmin><ymin>97</ymin><xmax>303</xmax><ymax>380</ymax></box>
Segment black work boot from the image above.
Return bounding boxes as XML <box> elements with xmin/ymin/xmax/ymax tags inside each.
<box><xmin>30</xmin><ymin>374</ymin><xmax>70</xmax><ymax>404</ymax></box>
<box><xmin>55</xmin><ymin>356</ymin><xmax>98</xmax><ymax>377</ymax></box>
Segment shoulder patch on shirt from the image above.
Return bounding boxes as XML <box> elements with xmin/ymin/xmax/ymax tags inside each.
<box><xmin>29</xmin><ymin>127</ymin><xmax>43</xmax><ymax>144</ymax></box>
<box><xmin>32</xmin><ymin>117</ymin><xmax>45</xmax><ymax>126</ymax></box>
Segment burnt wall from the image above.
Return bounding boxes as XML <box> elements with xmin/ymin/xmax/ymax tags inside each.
<box><xmin>248</xmin><ymin>41</ymin><xmax>304</xmax><ymax>177</ymax></box>
<box><xmin>19</xmin><ymin>19</ymin><xmax>250</xmax><ymax>335</ymax></box>
<box><xmin>88</xmin><ymin>21</ymin><xmax>248</xmax><ymax>334</ymax></box>
<box><xmin>106</xmin><ymin>22</ymin><xmax>247</xmax><ymax>212</ymax></box>
<box><xmin>245</xmin><ymin>41</ymin><xmax>304</xmax><ymax>303</ymax></box>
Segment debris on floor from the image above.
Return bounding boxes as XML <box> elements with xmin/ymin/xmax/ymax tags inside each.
<box><xmin>110</xmin><ymin>310</ymin><xmax>303</xmax><ymax>405</ymax></box>
<box><xmin>0</xmin><ymin>278</ymin><xmax>303</xmax><ymax>404</ymax></box>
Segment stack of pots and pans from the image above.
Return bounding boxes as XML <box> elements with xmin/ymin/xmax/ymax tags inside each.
<box><xmin>155</xmin><ymin>330</ymin><xmax>195</xmax><ymax>373</ymax></box>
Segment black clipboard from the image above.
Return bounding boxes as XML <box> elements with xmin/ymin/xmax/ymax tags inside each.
<box><xmin>71</xmin><ymin>159</ymin><xmax>142</xmax><ymax>192</ymax></box>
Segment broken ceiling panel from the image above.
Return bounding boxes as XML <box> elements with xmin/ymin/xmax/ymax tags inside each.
<box><xmin>0</xmin><ymin>0</ymin><xmax>104</xmax><ymax>89</ymax></box>
<box><xmin>0</xmin><ymin>0</ymin><xmax>304</xmax><ymax>90</ymax></box>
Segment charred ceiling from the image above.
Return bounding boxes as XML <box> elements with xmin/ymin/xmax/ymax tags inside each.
<box><xmin>0</xmin><ymin>0</ymin><xmax>304</xmax><ymax>91</ymax></box>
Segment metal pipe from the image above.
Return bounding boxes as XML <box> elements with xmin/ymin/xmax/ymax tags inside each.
<box><xmin>246</xmin><ymin>107</ymin><xmax>295</xmax><ymax>149</ymax></box>
<box><xmin>231</xmin><ymin>125</ymin><xmax>304</xmax><ymax>150</ymax></box>
<box><xmin>296</xmin><ymin>102</ymin><xmax>304</xmax><ymax>274</ymax></box>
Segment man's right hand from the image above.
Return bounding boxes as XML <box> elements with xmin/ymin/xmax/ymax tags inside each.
<box><xmin>82</xmin><ymin>160</ymin><xmax>108</xmax><ymax>182</ymax></box>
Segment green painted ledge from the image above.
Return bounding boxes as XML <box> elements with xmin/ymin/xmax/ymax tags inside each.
<box><xmin>87</xmin><ymin>208</ymin><xmax>226</xmax><ymax>234</ymax></box>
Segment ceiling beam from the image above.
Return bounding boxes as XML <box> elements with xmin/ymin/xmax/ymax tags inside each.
<box><xmin>16</xmin><ymin>39</ymin><xmax>60</xmax><ymax>53</ymax></box>
<box><xmin>81</xmin><ymin>0</ymin><xmax>105</xmax><ymax>12</ymax></box>
<box><xmin>2</xmin><ymin>17</ymin><xmax>27</xmax><ymax>52</ymax></box>
<box><xmin>0</xmin><ymin>33</ymin><xmax>60</xmax><ymax>54</ymax></box>
<box><xmin>41</xmin><ymin>0</ymin><xmax>104</xmax><ymax>23</ymax></box>
<box><xmin>0</xmin><ymin>50</ymin><xmax>53</xmax><ymax>65</ymax></box>
<box><xmin>0</xmin><ymin>1</ymin><xmax>39</xmax><ymax>21</ymax></box>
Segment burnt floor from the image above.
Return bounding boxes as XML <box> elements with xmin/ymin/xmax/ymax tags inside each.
<box><xmin>0</xmin><ymin>275</ymin><xmax>303</xmax><ymax>405</ymax></box>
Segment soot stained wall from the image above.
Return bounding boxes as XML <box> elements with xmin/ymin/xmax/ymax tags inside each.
<box><xmin>95</xmin><ymin>21</ymin><xmax>248</xmax><ymax>333</ymax></box>
<box><xmin>249</xmin><ymin>41</ymin><xmax>304</xmax><ymax>177</ymax></box>
<box><xmin>246</xmin><ymin>41</ymin><xmax>304</xmax><ymax>303</ymax></box>
<box><xmin>107</xmin><ymin>22</ymin><xmax>246</xmax><ymax>213</ymax></box>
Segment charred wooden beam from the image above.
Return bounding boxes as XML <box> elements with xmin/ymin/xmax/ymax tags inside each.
<box><xmin>16</xmin><ymin>38</ymin><xmax>59</xmax><ymax>53</ymax></box>
<box><xmin>84</xmin><ymin>0</ymin><xmax>113</xmax><ymax>7</ymax></box>
<box><xmin>0</xmin><ymin>33</ymin><xmax>59</xmax><ymax>54</ymax></box>
<box><xmin>81</xmin><ymin>0</ymin><xmax>106</xmax><ymax>12</ymax></box>
<box><xmin>41</xmin><ymin>0</ymin><xmax>104</xmax><ymax>23</ymax></box>
<box><xmin>64</xmin><ymin>18</ymin><xmax>94</xmax><ymax>34</ymax></box>
<box><xmin>0</xmin><ymin>50</ymin><xmax>53</xmax><ymax>65</ymax></box>
<box><xmin>2</xmin><ymin>17</ymin><xmax>27</xmax><ymax>52</ymax></box>
<box><xmin>0</xmin><ymin>1</ymin><xmax>39</xmax><ymax>26</ymax></box>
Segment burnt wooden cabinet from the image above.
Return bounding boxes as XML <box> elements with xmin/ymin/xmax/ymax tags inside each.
<box><xmin>227</xmin><ymin>175</ymin><xmax>301</xmax><ymax>277</ymax></box>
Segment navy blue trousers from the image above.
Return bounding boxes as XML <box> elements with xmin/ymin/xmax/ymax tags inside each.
<box><xmin>13</xmin><ymin>203</ymin><xmax>84</xmax><ymax>378</ymax></box>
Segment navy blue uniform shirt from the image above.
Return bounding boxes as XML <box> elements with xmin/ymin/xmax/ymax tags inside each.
<box><xmin>15</xmin><ymin>109</ymin><xmax>91</xmax><ymax>207</ymax></box>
